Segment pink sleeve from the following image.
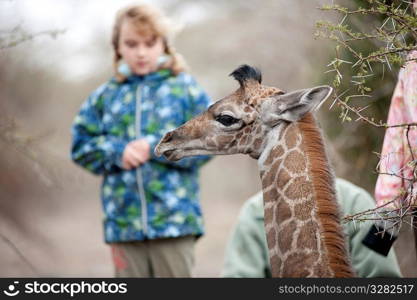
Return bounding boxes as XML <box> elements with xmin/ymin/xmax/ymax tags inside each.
<box><xmin>374</xmin><ymin>71</ymin><xmax>406</xmax><ymax>208</ymax></box>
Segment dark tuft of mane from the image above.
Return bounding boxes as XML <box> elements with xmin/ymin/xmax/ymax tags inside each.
<box><xmin>229</xmin><ymin>64</ymin><xmax>262</xmax><ymax>88</ymax></box>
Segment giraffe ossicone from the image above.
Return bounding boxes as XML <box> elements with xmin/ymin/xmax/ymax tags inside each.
<box><xmin>155</xmin><ymin>64</ymin><xmax>355</xmax><ymax>278</ymax></box>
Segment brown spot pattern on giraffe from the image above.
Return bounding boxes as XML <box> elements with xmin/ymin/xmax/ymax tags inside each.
<box><xmin>262</xmin><ymin>162</ymin><xmax>279</xmax><ymax>188</ymax></box>
<box><xmin>264</xmin><ymin>206</ymin><xmax>273</xmax><ymax>225</ymax></box>
<box><xmin>278</xmin><ymin>220</ymin><xmax>297</xmax><ymax>254</ymax></box>
<box><xmin>265</xmin><ymin>145</ymin><xmax>284</xmax><ymax>166</ymax></box>
<box><xmin>296</xmin><ymin>220</ymin><xmax>319</xmax><ymax>250</ymax></box>
<box><xmin>266</xmin><ymin>227</ymin><xmax>277</xmax><ymax>251</ymax></box>
<box><xmin>285</xmin><ymin>126</ymin><xmax>299</xmax><ymax>149</ymax></box>
<box><xmin>253</xmin><ymin>138</ymin><xmax>263</xmax><ymax>150</ymax></box>
<box><xmin>276</xmin><ymin>168</ymin><xmax>291</xmax><ymax>190</ymax></box>
<box><xmin>206</xmin><ymin>138</ymin><xmax>216</xmax><ymax>148</ymax></box>
<box><xmin>239</xmin><ymin>135</ymin><xmax>248</xmax><ymax>146</ymax></box>
<box><xmin>283</xmin><ymin>151</ymin><xmax>306</xmax><ymax>174</ymax></box>
<box><xmin>269</xmin><ymin>254</ymin><xmax>281</xmax><ymax>275</ymax></box>
<box><xmin>284</xmin><ymin>176</ymin><xmax>311</xmax><ymax>201</ymax></box>
<box><xmin>218</xmin><ymin>135</ymin><xmax>234</xmax><ymax>146</ymax></box>
<box><xmin>293</xmin><ymin>201</ymin><xmax>314</xmax><ymax>221</ymax></box>
<box><xmin>275</xmin><ymin>200</ymin><xmax>292</xmax><ymax>224</ymax></box>
<box><xmin>262</xmin><ymin>188</ymin><xmax>278</xmax><ymax>204</ymax></box>
<box><xmin>282</xmin><ymin>252</ymin><xmax>319</xmax><ymax>277</ymax></box>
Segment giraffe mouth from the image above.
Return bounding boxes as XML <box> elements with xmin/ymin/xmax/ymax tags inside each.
<box><xmin>157</xmin><ymin>146</ymin><xmax>213</xmax><ymax>161</ymax></box>
<box><xmin>156</xmin><ymin>147</ymin><xmax>182</xmax><ymax>161</ymax></box>
<box><xmin>163</xmin><ymin>149</ymin><xmax>179</xmax><ymax>161</ymax></box>
<box><xmin>155</xmin><ymin>141</ymin><xmax>213</xmax><ymax>161</ymax></box>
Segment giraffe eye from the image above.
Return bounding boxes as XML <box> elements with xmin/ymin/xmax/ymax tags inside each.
<box><xmin>215</xmin><ymin>115</ymin><xmax>240</xmax><ymax>127</ymax></box>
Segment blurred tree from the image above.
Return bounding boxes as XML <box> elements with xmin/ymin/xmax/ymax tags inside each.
<box><xmin>0</xmin><ymin>18</ymin><xmax>65</xmax><ymax>276</ymax></box>
<box><xmin>0</xmin><ymin>24</ymin><xmax>64</xmax><ymax>50</ymax></box>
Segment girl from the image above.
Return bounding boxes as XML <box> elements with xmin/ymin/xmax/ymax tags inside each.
<box><xmin>71</xmin><ymin>3</ymin><xmax>211</xmax><ymax>277</ymax></box>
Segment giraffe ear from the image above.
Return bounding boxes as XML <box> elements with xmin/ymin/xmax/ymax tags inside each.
<box><xmin>260</xmin><ymin>85</ymin><xmax>332</xmax><ymax>125</ymax></box>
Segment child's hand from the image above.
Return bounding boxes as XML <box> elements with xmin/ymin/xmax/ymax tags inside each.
<box><xmin>122</xmin><ymin>139</ymin><xmax>151</xmax><ymax>170</ymax></box>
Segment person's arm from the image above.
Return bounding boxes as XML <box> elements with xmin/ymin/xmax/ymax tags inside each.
<box><xmin>340</xmin><ymin>181</ymin><xmax>402</xmax><ymax>277</ymax></box>
<box><xmin>222</xmin><ymin>194</ymin><xmax>270</xmax><ymax>278</ymax></box>
<box><xmin>71</xmin><ymin>87</ymin><xmax>127</xmax><ymax>175</ymax></box>
<box><xmin>375</xmin><ymin>70</ymin><xmax>407</xmax><ymax>208</ymax></box>
<box><xmin>148</xmin><ymin>76</ymin><xmax>212</xmax><ymax>169</ymax></box>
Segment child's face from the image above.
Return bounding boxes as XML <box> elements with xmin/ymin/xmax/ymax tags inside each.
<box><xmin>118</xmin><ymin>20</ymin><xmax>165</xmax><ymax>76</ymax></box>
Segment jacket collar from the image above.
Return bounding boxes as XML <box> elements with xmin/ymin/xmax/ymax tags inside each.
<box><xmin>125</xmin><ymin>68</ymin><xmax>172</xmax><ymax>83</ymax></box>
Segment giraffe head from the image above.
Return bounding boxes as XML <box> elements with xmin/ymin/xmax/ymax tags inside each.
<box><xmin>155</xmin><ymin>65</ymin><xmax>332</xmax><ymax>161</ymax></box>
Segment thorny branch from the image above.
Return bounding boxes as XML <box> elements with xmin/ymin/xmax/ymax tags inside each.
<box><xmin>317</xmin><ymin>0</ymin><xmax>417</xmax><ymax>127</ymax></box>
<box><xmin>317</xmin><ymin>0</ymin><xmax>417</xmax><ymax>228</ymax></box>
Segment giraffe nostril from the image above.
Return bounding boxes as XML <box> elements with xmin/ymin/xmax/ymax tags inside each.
<box><xmin>164</xmin><ymin>149</ymin><xmax>174</xmax><ymax>156</ymax></box>
<box><xmin>162</xmin><ymin>131</ymin><xmax>174</xmax><ymax>143</ymax></box>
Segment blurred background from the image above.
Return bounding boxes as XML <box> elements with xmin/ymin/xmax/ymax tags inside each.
<box><xmin>0</xmin><ymin>0</ymin><xmax>415</xmax><ymax>277</ymax></box>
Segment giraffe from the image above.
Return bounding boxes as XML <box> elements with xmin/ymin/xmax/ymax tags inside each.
<box><xmin>155</xmin><ymin>65</ymin><xmax>355</xmax><ymax>277</ymax></box>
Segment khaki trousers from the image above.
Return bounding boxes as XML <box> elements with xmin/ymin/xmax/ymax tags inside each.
<box><xmin>110</xmin><ymin>235</ymin><xmax>195</xmax><ymax>278</ymax></box>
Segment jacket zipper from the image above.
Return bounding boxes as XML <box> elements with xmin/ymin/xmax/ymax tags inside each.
<box><xmin>135</xmin><ymin>83</ymin><xmax>148</xmax><ymax>237</ymax></box>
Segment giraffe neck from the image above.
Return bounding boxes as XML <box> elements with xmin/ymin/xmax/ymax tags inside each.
<box><xmin>258</xmin><ymin>113</ymin><xmax>354</xmax><ymax>278</ymax></box>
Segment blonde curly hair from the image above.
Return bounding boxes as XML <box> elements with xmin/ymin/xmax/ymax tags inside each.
<box><xmin>112</xmin><ymin>3</ymin><xmax>187</xmax><ymax>82</ymax></box>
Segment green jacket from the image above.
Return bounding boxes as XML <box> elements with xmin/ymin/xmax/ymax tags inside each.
<box><xmin>222</xmin><ymin>178</ymin><xmax>402</xmax><ymax>278</ymax></box>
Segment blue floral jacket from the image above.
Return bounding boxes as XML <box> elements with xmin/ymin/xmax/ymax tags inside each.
<box><xmin>71</xmin><ymin>69</ymin><xmax>211</xmax><ymax>243</ymax></box>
